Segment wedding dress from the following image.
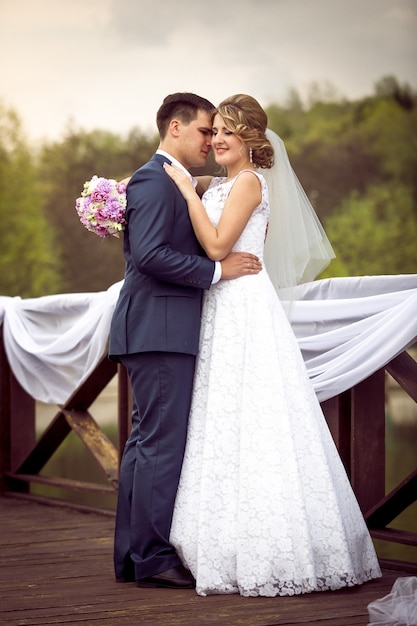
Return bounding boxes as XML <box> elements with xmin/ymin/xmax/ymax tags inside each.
<box><xmin>170</xmin><ymin>171</ymin><xmax>382</xmax><ymax>597</ymax></box>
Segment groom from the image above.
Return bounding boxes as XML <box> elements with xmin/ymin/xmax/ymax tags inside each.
<box><xmin>109</xmin><ymin>93</ymin><xmax>261</xmax><ymax>589</ymax></box>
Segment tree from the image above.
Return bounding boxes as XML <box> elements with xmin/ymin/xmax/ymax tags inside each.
<box><xmin>38</xmin><ymin>126</ymin><xmax>157</xmax><ymax>292</ymax></box>
<box><xmin>3</xmin><ymin>76</ymin><xmax>415</xmax><ymax>296</ymax></box>
<box><xmin>374</xmin><ymin>75</ymin><xmax>416</xmax><ymax>111</ymax></box>
<box><xmin>267</xmin><ymin>81</ymin><xmax>417</xmax><ymax>221</ymax></box>
<box><xmin>358</xmin><ymin>97</ymin><xmax>417</xmax><ymax>190</ymax></box>
<box><xmin>322</xmin><ymin>183</ymin><xmax>417</xmax><ymax>277</ymax></box>
<box><xmin>0</xmin><ymin>103</ymin><xmax>62</xmax><ymax>297</ymax></box>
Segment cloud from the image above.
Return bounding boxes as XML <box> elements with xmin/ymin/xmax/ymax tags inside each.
<box><xmin>0</xmin><ymin>0</ymin><xmax>415</xmax><ymax>143</ymax></box>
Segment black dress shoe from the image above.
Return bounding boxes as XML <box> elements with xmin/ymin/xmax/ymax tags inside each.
<box><xmin>115</xmin><ymin>559</ymin><xmax>136</xmax><ymax>583</ymax></box>
<box><xmin>116</xmin><ymin>574</ymin><xmax>135</xmax><ymax>583</ymax></box>
<box><xmin>136</xmin><ymin>564</ymin><xmax>196</xmax><ymax>589</ymax></box>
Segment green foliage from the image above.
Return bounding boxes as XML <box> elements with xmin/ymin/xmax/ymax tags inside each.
<box><xmin>266</xmin><ymin>75</ymin><xmax>417</xmax><ymax>220</ymax></box>
<box><xmin>38</xmin><ymin>125</ymin><xmax>158</xmax><ymax>292</ymax></box>
<box><xmin>322</xmin><ymin>183</ymin><xmax>417</xmax><ymax>277</ymax></box>
<box><xmin>358</xmin><ymin>98</ymin><xmax>417</xmax><ymax>185</ymax></box>
<box><xmin>0</xmin><ymin>103</ymin><xmax>62</xmax><ymax>297</ymax></box>
<box><xmin>1</xmin><ymin>75</ymin><xmax>416</xmax><ymax>296</ymax></box>
<box><xmin>374</xmin><ymin>75</ymin><xmax>416</xmax><ymax>111</ymax></box>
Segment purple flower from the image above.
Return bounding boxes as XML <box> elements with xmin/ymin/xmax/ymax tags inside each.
<box><xmin>75</xmin><ymin>176</ymin><xmax>127</xmax><ymax>238</ymax></box>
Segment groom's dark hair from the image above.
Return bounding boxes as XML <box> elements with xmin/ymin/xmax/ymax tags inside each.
<box><xmin>157</xmin><ymin>92</ymin><xmax>215</xmax><ymax>138</ymax></box>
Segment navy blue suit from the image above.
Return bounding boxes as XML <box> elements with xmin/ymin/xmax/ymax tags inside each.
<box><xmin>109</xmin><ymin>154</ymin><xmax>215</xmax><ymax>580</ymax></box>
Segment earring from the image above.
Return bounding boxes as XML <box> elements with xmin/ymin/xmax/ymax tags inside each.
<box><xmin>249</xmin><ymin>148</ymin><xmax>253</xmax><ymax>163</ymax></box>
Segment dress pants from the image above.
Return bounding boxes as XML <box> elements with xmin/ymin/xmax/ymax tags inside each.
<box><xmin>114</xmin><ymin>351</ymin><xmax>196</xmax><ymax>580</ymax></box>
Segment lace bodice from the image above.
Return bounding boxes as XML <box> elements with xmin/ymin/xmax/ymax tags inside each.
<box><xmin>202</xmin><ymin>172</ymin><xmax>269</xmax><ymax>260</ymax></box>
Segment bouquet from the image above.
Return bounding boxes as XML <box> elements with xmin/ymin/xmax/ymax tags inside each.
<box><xmin>75</xmin><ymin>176</ymin><xmax>127</xmax><ymax>238</ymax></box>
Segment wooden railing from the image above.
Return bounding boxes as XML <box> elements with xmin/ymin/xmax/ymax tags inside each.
<box><xmin>0</xmin><ymin>323</ymin><xmax>416</xmax><ymax>570</ymax></box>
<box><xmin>322</xmin><ymin>351</ymin><xmax>417</xmax><ymax>572</ymax></box>
<box><xmin>0</xmin><ymin>323</ymin><xmax>132</xmax><ymax>513</ymax></box>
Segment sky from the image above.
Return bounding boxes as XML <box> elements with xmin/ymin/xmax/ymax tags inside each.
<box><xmin>1</xmin><ymin>0</ymin><xmax>416</xmax><ymax>144</ymax></box>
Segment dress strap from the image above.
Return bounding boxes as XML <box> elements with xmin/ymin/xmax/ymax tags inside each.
<box><xmin>233</xmin><ymin>169</ymin><xmax>264</xmax><ymax>188</ymax></box>
<box><xmin>236</xmin><ymin>169</ymin><xmax>260</xmax><ymax>179</ymax></box>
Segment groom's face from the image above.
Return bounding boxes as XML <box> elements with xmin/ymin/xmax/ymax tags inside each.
<box><xmin>178</xmin><ymin>110</ymin><xmax>213</xmax><ymax>170</ymax></box>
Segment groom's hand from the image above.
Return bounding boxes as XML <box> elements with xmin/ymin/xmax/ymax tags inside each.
<box><xmin>220</xmin><ymin>252</ymin><xmax>262</xmax><ymax>280</ymax></box>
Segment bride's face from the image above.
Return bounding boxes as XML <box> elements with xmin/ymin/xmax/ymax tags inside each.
<box><xmin>211</xmin><ymin>113</ymin><xmax>248</xmax><ymax>169</ymax></box>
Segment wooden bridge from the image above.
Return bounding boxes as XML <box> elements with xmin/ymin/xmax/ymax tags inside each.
<box><xmin>0</xmin><ymin>496</ymin><xmax>414</xmax><ymax>626</ymax></box>
<box><xmin>1</xmin><ymin>323</ymin><xmax>416</xmax><ymax>624</ymax></box>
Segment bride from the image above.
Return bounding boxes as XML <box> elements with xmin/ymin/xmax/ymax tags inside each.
<box><xmin>164</xmin><ymin>93</ymin><xmax>382</xmax><ymax>597</ymax></box>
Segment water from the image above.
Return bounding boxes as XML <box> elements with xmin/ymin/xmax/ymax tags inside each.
<box><xmin>33</xmin><ymin>379</ymin><xmax>119</xmax><ymax>511</ymax></box>
<box><xmin>34</xmin><ymin>377</ymin><xmax>417</xmax><ymax>563</ymax></box>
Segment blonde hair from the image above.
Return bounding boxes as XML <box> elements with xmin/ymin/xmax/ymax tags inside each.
<box><xmin>215</xmin><ymin>94</ymin><xmax>274</xmax><ymax>169</ymax></box>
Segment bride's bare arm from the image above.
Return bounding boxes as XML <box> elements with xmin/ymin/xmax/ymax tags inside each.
<box><xmin>163</xmin><ymin>164</ymin><xmax>261</xmax><ymax>261</ymax></box>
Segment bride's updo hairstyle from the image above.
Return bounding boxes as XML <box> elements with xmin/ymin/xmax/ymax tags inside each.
<box><xmin>215</xmin><ymin>94</ymin><xmax>274</xmax><ymax>169</ymax></box>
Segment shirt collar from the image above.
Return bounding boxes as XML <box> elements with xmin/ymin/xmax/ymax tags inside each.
<box><xmin>156</xmin><ymin>149</ymin><xmax>197</xmax><ymax>188</ymax></box>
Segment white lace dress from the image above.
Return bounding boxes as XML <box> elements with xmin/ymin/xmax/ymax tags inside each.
<box><xmin>170</xmin><ymin>172</ymin><xmax>381</xmax><ymax>597</ymax></box>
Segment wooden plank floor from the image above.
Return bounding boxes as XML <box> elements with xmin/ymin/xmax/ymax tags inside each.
<box><xmin>0</xmin><ymin>496</ymin><xmax>413</xmax><ymax>626</ymax></box>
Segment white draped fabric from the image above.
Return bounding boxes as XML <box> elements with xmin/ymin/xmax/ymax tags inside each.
<box><xmin>0</xmin><ymin>281</ymin><xmax>122</xmax><ymax>405</ymax></box>
<box><xmin>0</xmin><ymin>275</ymin><xmax>416</xmax><ymax>405</ymax></box>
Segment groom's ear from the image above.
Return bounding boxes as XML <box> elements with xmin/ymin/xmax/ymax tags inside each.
<box><xmin>169</xmin><ymin>118</ymin><xmax>181</xmax><ymax>138</ymax></box>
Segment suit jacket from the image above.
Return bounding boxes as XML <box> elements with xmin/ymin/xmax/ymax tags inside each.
<box><xmin>109</xmin><ymin>154</ymin><xmax>215</xmax><ymax>359</ymax></box>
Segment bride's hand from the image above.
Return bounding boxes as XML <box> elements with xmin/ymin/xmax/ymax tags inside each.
<box><xmin>163</xmin><ymin>163</ymin><xmax>196</xmax><ymax>201</ymax></box>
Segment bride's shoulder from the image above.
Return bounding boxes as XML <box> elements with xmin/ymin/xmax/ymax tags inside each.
<box><xmin>234</xmin><ymin>169</ymin><xmax>265</xmax><ymax>192</ymax></box>
<box><xmin>236</xmin><ymin>169</ymin><xmax>265</xmax><ymax>183</ymax></box>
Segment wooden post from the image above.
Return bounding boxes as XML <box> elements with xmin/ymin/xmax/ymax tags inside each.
<box><xmin>321</xmin><ymin>390</ymin><xmax>352</xmax><ymax>478</ymax></box>
<box><xmin>350</xmin><ymin>369</ymin><xmax>386</xmax><ymax>514</ymax></box>
<box><xmin>0</xmin><ymin>324</ymin><xmax>36</xmax><ymax>492</ymax></box>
